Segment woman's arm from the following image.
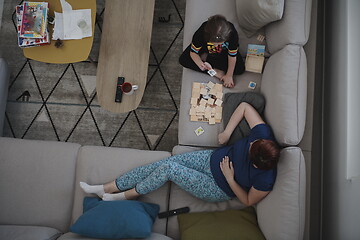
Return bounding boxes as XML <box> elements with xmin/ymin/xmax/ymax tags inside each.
<box><xmin>218</xmin><ymin>102</ymin><xmax>265</xmax><ymax>144</ymax></box>
<box><xmin>220</xmin><ymin>156</ymin><xmax>269</xmax><ymax>206</ymax></box>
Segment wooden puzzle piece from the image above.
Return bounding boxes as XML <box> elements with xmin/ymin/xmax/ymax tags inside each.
<box><xmin>215</xmin><ymin>98</ymin><xmax>223</xmax><ymax>106</ymax></box>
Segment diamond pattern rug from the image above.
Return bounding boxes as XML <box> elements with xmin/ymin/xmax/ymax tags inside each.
<box><xmin>0</xmin><ymin>0</ymin><xmax>185</xmax><ymax>152</ymax></box>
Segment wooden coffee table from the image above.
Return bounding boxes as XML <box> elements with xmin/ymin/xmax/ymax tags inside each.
<box><xmin>96</xmin><ymin>0</ymin><xmax>155</xmax><ymax>113</ymax></box>
<box><xmin>23</xmin><ymin>0</ymin><xmax>96</xmax><ymax>64</ymax></box>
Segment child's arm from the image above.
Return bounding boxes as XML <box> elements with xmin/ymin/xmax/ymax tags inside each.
<box><xmin>221</xmin><ymin>56</ymin><xmax>236</xmax><ymax>87</ymax></box>
<box><xmin>190</xmin><ymin>51</ymin><xmax>208</xmax><ymax>71</ymax></box>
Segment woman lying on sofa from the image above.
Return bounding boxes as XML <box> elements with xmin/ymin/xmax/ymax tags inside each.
<box><xmin>179</xmin><ymin>14</ymin><xmax>245</xmax><ymax>88</ymax></box>
<box><xmin>81</xmin><ymin>102</ymin><xmax>280</xmax><ymax>206</ymax></box>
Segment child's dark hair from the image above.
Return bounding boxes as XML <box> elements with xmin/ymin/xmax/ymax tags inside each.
<box><xmin>204</xmin><ymin>15</ymin><xmax>232</xmax><ymax>43</ymax></box>
<box><xmin>249</xmin><ymin>139</ymin><xmax>280</xmax><ymax>170</ymax></box>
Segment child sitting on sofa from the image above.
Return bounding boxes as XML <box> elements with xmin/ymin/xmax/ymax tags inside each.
<box><xmin>179</xmin><ymin>14</ymin><xmax>245</xmax><ymax>88</ymax></box>
<box><xmin>81</xmin><ymin>102</ymin><xmax>280</xmax><ymax>206</ymax></box>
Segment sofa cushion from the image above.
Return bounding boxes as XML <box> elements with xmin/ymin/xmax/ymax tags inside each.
<box><xmin>235</xmin><ymin>0</ymin><xmax>284</xmax><ymax>38</ymax></box>
<box><xmin>0</xmin><ymin>225</ymin><xmax>62</xmax><ymax>240</ymax></box>
<box><xmin>70</xmin><ymin>198</ymin><xmax>159</xmax><ymax>239</ymax></box>
<box><xmin>178</xmin><ymin>207</ymin><xmax>265</xmax><ymax>240</ymax></box>
<box><xmin>0</xmin><ymin>58</ymin><xmax>10</xmax><ymax>136</ymax></box>
<box><xmin>256</xmin><ymin>147</ymin><xmax>306</xmax><ymax>240</ymax></box>
<box><xmin>0</xmin><ymin>137</ymin><xmax>81</xmax><ymax>233</ymax></box>
<box><xmin>58</xmin><ymin>232</ymin><xmax>174</xmax><ymax>240</ymax></box>
<box><xmin>266</xmin><ymin>0</ymin><xmax>312</xmax><ymax>53</ymax></box>
<box><xmin>178</xmin><ymin>69</ymin><xmax>262</xmax><ymax>148</ymax></box>
<box><xmin>71</xmin><ymin>146</ymin><xmax>171</xmax><ymax>236</ymax></box>
<box><xmin>260</xmin><ymin>45</ymin><xmax>307</xmax><ymax>146</ymax></box>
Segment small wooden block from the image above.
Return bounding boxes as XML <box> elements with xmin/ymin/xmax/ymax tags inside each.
<box><xmin>211</xmin><ymin>107</ymin><xmax>216</xmax><ymax>114</ymax></box>
<box><xmin>207</xmin><ymin>81</ymin><xmax>215</xmax><ymax>89</ymax></box>
<box><xmin>192</xmin><ymin>91</ymin><xmax>200</xmax><ymax>98</ymax></box>
<box><xmin>209</xmin><ymin>88</ymin><xmax>217</xmax><ymax>95</ymax></box>
<box><xmin>199</xmin><ymin>98</ymin><xmax>207</xmax><ymax>106</ymax></box>
<box><xmin>205</xmin><ymin>106</ymin><xmax>212</xmax><ymax>113</ymax></box>
<box><xmin>189</xmin><ymin>107</ymin><xmax>196</xmax><ymax>116</ymax></box>
<box><xmin>207</xmin><ymin>98</ymin><xmax>215</xmax><ymax>105</ymax></box>
<box><xmin>205</xmin><ymin>111</ymin><xmax>211</xmax><ymax>119</ymax></box>
<box><xmin>193</xmin><ymin>82</ymin><xmax>201</xmax><ymax>89</ymax></box>
<box><xmin>215</xmin><ymin>119</ymin><xmax>221</xmax><ymax>123</ymax></box>
<box><xmin>191</xmin><ymin>97</ymin><xmax>198</xmax><ymax>105</ymax></box>
<box><xmin>209</xmin><ymin>117</ymin><xmax>216</xmax><ymax>125</ymax></box>
<box><xmin>190</xmin><ymin>115</ymin><xmax>198</xmax><ymax>121</ymax></box>
<box><xmin>215</xmin><ymin>99</ymin><xmax>223</xmax><ymax>106</ymax></box>
<box><xmin>216</xmin><ymin>92</ymin><xmax>223</xmax><ymax>99</ymax></box>
<box><xmin>200</xmin><ymin>88</ymin><xmax>208</xmax><ymax>95</ymax></box>
<box><xmin>196</xmin><ymin>105</ymin><xmax>206</xmax><ymax>112</ymax></box>
<box><xmin>215</xmin><ymin>106</ymin><xmax>223</xmax><ymax>114</ymax></box>
<box><xmin>215</xmin><ymin>112</ymin><xmax>222</xmax><ymax>120</ymax></box>
<box><xmin>215</xmin><ymin>83</ymin><xmax>222</xmax><ymax>91</ymax></box>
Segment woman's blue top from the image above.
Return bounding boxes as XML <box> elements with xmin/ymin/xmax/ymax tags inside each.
<box><xmin>210</xmin><ymin>124</ymin><xmax>277</xmax><ymax>198</ymax></box>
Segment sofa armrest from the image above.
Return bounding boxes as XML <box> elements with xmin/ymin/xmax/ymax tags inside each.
<box><xmin>266</xmin><ymin>0</ymin><xmax>313</xmax><ymax>54</ymax></box>
<box><xmin>260</xmin><ymin>45</ymin><xmax>307</xmax><ymax>146</ymax></box>
<box><xmin>0</xmin><ymin>58</ymin><xmax>9</xmax><ymax>136</ymax></box>
<box><xmin>256</xmin><ymin>147</ymin><xmax>306</xmax><ymax>240</ymax></box>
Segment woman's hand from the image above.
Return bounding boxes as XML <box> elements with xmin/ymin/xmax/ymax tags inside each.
<box><xmin>220</xmin><ymin>156</ymin><xmax>234</xmax><ymax>182</ymax></box>
<box><xmin>218</xmin><ymin>131</ymin><xmax>231</xmax><ymax>145</ymax></box>
<box><xmin>221</xmin><ymin>74</ymin><xmax>234</xmax><ymax>88</ymax></box>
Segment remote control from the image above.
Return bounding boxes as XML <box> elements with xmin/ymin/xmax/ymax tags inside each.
<box><xmin>158</xmin><ymin>207</ymin><xmax>190</xmax><ymax>219</ymax></box>
<box><xmin>115</xmin><ymin>77</ymin><xmax>124</xmax><ymax>102</ymax></box>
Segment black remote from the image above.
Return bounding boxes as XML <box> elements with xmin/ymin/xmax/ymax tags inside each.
<box><xmin>158</xmin><ymin>207</ymin><xmax>190</xmax><ymax>219</ymax></box>
<box><xmin>115</xmin><ymin>77</ymin><xmax>124</xmax><ymax>102</ymax></box>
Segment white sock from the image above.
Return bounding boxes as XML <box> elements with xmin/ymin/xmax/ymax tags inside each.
<box><xmin>80</xmin><ymin>182</ymin><xmax>105</xmax><ymax>198</ymax></box>
<box><xmin>102</xmin><ymin>192</ymin><xmax>126</xmax><ymax>201</ymax></box>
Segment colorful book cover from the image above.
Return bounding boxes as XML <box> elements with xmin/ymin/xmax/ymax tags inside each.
<box><xmin>247</xmin><ymin>44</ymin><xmax>265</xmax><ymax>57</ymax></box>
<box><xmin>19</xmin><ymin>2</ymin><xmax>48</xmax><ymax>39</ymax></box>
<box><xmin>16</xmin><ymin>4</ymin><xmax>50</xmax><ymax>48</ymax></box>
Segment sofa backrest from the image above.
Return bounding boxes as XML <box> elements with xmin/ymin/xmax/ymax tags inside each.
<box><xmin>266</xmin><ymin>0</ymin><xmax>313</xmax><ymax>54</ymax></box>
<box><xmin>0</xmin><ymin>137</ymin><xmax>81</xmax><ymax>233</ymax></box>
<box><xmin>71</xmin><ymin>145</ymin><xmax>172</xmax><ymax>236</ymax></box>
<box><xmin>0</xmin><ymin>58</ymin><xmax>9</xmax><ymax>137</ymax></box>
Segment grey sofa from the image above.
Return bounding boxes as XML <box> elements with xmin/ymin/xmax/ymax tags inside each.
<box><xmin>0</xmin><ymin>137</ymin><xmax>305</xmax><ymax>240</ymax></box>
<box><xmin>0</xmin><ymin>57</ymin><xmax>9</xmax><ymax>136</ymax></box>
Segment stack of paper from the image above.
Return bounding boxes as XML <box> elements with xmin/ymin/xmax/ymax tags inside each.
<box><xmin>53</xmin><ymin>0</ymin><xmax>92</xmax><ymax>40</ymax></box>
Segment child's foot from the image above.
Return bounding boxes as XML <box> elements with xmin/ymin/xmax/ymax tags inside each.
<box><xmin>80</xmin><ymin>182</ymin><xmax>105</xmax><ymax>198</ymax></box>
<box><xmin>102</xmin><ymin>192</ymin><xmax>126</xmax><ymax>201</ymax></box>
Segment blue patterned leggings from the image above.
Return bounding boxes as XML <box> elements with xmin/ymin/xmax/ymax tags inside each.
<box><xmin>115</xmin><ymin>150</ymin><xmax>231</xmax><ymax>202</ymax></box>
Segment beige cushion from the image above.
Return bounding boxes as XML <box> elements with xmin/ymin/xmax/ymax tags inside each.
<box><xmin>256</xmin><ymin>147</ymin><xmax>306</xmax><ymax>240</ymax></box>
<box><xmin>235</xmin><ymin>0</ymin><xmax>284</xmax><ymax>37</ymax></box>
<box><xmin>260</xmin><ymin>45</ymin><xmax>307</xmax><ymax>146</ymax></box>
<box><xmin>0</xmin><ymin>225</ymin><xmax>61</xmax><ymax>240</ymax></box>
<box><xmin>71</xmin><ymin>146</ymin><xmax>171</xmax><ymax>236</ymax></box>
<box><xmin>0</xmin><ymin>137</ymin><xmax>81</xmax><ymax>233</ymax></box>
<box><xmin>266</xmin><ymin>0</ymin><xmax>313</xmax><ymax>53</ymax></box>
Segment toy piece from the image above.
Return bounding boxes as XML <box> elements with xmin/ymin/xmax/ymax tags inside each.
<box><xmin>215</xmin><ymin>99</ymin><xmax>223</xmax><ymax>106</ymax></box>
<box><xmin>207</xmin><ymin>69</ymin><xmax>217</xmax><ymax>77</ymax></box>
<box><xmin>195</xmin><ymin>126</ymin><xmax>205</xmax><ymax>136</ymax></box>
<box><xmin>248</xmin><ymin>81</ymin><xmax>257</xmax><ymax>89</ymax></box>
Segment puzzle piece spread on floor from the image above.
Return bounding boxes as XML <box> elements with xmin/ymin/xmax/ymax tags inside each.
<box><xmin>189</xmin><ymin>81</ymin><xmax>223</xmax><ymax>124</ymax></box>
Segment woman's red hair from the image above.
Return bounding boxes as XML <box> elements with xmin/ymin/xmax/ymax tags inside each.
<box><xmin>249</xmin><ymin>139</ymin><xmax>280</xmax><ymax>170</ymax></box>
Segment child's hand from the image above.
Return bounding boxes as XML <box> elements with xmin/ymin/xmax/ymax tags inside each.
<box><xmin>221</xmin><ymin>74</ymin><xmax>234</xmax><ymax>88</ymax></box>
<box><xmin>203</xmin><ymin>62</ymin><xmax>212</xmax><ymax>70</ymax></box>
<box><xmin>218</xmin><ymin>131</ymin><xmax>231</xmax><ymax>145</ymax></box>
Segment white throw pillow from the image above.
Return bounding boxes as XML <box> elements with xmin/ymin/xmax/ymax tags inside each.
<box><xmin>236</xmin><ymin>0</ymin><xmax>284</xmax><ymax>37</ymax></box>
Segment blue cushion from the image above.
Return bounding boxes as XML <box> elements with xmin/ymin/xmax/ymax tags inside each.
<box><xmin>70</xmin><ymin>197</ymin><xmax>160</xmax><ymax>239</ymax></box>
